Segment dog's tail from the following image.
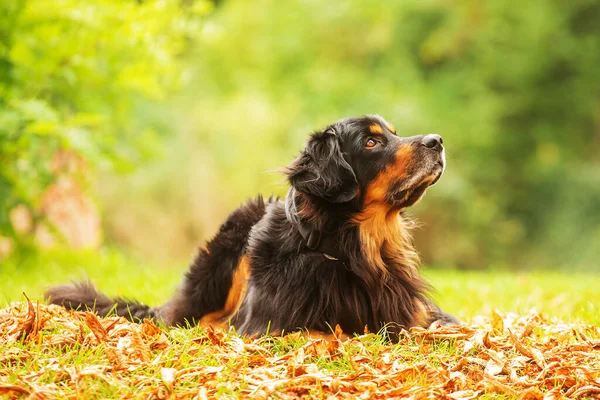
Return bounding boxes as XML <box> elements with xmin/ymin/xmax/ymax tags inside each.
<box><xmin>45</xmin><ymin>281</ymin><xmax>156</xmax><ymax>322</ymax></box>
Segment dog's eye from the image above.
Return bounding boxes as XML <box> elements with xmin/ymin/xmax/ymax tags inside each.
<box><xmin>365</xmin><ymin>138</ymin><xmax>378</xmax><ymax>148</ymax></box>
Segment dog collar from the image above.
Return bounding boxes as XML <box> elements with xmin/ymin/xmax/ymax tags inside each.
<box><xmin>297</xmin><ymin>221</ymin><xmax>347</xmax><ymax>261</ymax></box>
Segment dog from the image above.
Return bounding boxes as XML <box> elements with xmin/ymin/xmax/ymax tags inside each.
<box><xmin>46</xmin><ymin>115</ymin><xmax>458</xmax><ymax>339</ymax></box>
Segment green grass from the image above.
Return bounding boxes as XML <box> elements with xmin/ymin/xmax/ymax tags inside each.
<box><xmin>2</xmin><ymin>249</ymin><xmax>598</xmax><ymax>325</ymax></box>
<box><xmin>427</xmin><ymin>269</ymin><xmax>600</xmax><ymax>325</ymax></box>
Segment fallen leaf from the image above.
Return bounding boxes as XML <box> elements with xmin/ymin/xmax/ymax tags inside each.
<box><xmin>0</xmin><ymin>384</ymin><xmax>30</xmax><ymax>396</ymax></box>
<box><xmin>446</xmin><ymin>389</ymin><xmax>481</xmax><ymax>400</ymax></box>
<box><xmin>83</xmin><ymin>312</ymin><xmax>108</xmax><ymax>342</ymax></box>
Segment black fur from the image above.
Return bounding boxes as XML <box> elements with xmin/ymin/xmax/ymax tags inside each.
<box><xmin>286</xmin><ymin>128</ymin><xmax>359</xmax><ymax>203</ymax></box>
<box><xmin>46</xmin><ymin>115</ymin><xmax>458</xmax><ymax>338</ymax></box>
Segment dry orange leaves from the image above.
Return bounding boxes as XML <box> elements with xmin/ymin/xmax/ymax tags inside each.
<box><xmin>1</xmin><ymin>299</ymin><xmax>599</xmax><ymax>399</ymax></box>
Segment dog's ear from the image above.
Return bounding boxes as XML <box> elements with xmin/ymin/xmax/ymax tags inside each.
<box><xmin>286</xmin><ymin>128</ymin><xmax>358</xmax><ymax>203</ymax></box>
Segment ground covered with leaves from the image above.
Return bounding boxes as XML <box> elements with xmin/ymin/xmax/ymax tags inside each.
<box><xmin>1</xmin><ymin>300</ymin><xmax>599</xmax><ymax>399</ymax></box>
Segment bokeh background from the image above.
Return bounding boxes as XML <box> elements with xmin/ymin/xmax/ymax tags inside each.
<box><xmin>1</xmin><ymin>0</ymin><xmax>599</xmax><ymax>316</ymax></box>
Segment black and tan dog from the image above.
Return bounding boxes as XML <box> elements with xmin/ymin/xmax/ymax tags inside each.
<box><xmin>46</xmin><ymin>115</ymin><xmax>458</xmax><ymax>339</ymax></box>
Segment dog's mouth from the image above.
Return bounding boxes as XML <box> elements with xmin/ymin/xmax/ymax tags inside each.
<box><xmin>392</xmin><ymin>162</ymin><xmax>444</xmax><ymax>208</ymax></box>
<box><xmin>392</xmin><ymin>183</ymin><xmax>430</xmax><ymax>208</ymax></box>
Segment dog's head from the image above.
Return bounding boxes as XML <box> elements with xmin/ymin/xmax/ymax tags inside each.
<box><xmin>286</xmin><ymin>115</ymin><xmax>445</xmax><ymax>211</ymax></box>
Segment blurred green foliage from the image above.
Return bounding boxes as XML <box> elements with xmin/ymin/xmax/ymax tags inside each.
<box><xmin>0</xmin><ymin>0</ymin><xmax>206</xmax><ymax>244</ymax></box>
<box><xmin>1</xmin><ymin>0</ymin><xmax>599</xmax><ymax>270</ymax></box>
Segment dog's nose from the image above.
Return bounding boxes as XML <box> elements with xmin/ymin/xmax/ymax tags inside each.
<box><xmin>422</xmin><ymin>134</ymin><xmax>443</xmax><ymax>150</ymax></box>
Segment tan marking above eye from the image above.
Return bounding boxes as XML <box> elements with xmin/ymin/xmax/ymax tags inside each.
<box><xmin>369</xmin><ymin>124</ymin><xmax>384</xmax><ymax>134</ymax></box>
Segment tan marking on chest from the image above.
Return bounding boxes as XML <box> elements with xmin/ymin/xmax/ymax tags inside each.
<box><xmin>352</xmin><ymin>145</ymin><xmax>419</xmax><ymax>274</ymax></box>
